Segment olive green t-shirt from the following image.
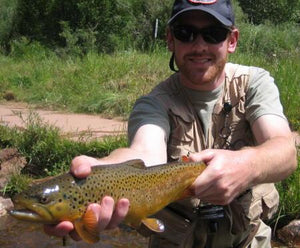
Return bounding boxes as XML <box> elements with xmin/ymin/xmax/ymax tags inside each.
<box><xmin>128</xmin><ymin>64</ymin><xmax>286</xmax><ymax>144</ymax></box>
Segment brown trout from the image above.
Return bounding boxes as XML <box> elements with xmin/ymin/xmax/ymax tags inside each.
<box><xmin>9</xmin><ymin>158</ymin><xmax>206</xmax><ymax>244</ymax></box>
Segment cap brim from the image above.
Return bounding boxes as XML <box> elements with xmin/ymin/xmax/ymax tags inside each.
<box><xmin>168</xmin><ymin>7</ymin><xmax>232</xmax><ymax>26</ymax></box>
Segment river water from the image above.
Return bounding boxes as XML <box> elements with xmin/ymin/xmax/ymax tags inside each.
<box><xmin>0</xmin><ymin>214</ymin><xmax>289</xmax><ymax>248</ymax></box>
<box><xmin>0</xmin><ymin>214</ymin><xmax>148</xmax><ymax>248</ymax></box>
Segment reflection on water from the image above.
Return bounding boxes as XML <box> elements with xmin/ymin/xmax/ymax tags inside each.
<box><xmin>0</xmin><ymin>214</ymin><xmax>148</xmax><ymax>248</ymax></box>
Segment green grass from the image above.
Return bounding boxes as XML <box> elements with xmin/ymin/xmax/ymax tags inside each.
<box><xmin>0</xmin><ymin>40</ymin><xmax>172</xmax><ymax>118</ymax></box>
<box><xmin>274</xmin><ymin>158</ymin><xmax>300</xmax><ymax>227</ymax></box>
<box><xmin>0</xmin><ymin>113</ymin><xmax>128</xmax><ymax>195</ymax></box>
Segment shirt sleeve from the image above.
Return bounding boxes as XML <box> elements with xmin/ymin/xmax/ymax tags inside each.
<box><xmin>128</xmin><ymin>95</ymin><xmax>170</xmax><ymax>144</ymax></box>
<box><xmin>245</xmin><ymin>66</ymin><xmax>287</xmax><ymax>126</ymax></box>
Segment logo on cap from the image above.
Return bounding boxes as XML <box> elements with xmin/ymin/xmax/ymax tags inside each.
<box><xmin>188</xmin><ymin>0</ymin><xmax>217</xmax><ymax>4</ymax></box>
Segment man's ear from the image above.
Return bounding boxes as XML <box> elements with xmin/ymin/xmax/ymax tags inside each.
<box><xmin>227</xmin><ymin>28</ymin><xmax>239</xmax><ymax>54</ymax></box>
<box><xmin>166</xmin><ymin>27</ymin><xmax>175</xmax><ymax>52</ymax></box>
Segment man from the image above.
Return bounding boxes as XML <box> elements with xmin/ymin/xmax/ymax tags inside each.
<box><xmin>45</xmin><ymin>0</ymin><xmax>297</xmax><ymax>247</ymax></box>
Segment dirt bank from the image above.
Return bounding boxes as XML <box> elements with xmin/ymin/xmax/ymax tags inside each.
<box><xmin>0</xmin><ymin>102</ymin><xmax>127</xmax><ymax>140</ymax></box>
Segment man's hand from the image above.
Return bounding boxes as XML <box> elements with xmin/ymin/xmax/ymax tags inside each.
<box><xmin>43</xmin><ymin>155</ymin><xmax>130</xmax><ymax>241</ymax></box>
<box><xmin>189</xmin><ymin>149</ymin><xmax>256</xmax><ymax>205</ymax></box>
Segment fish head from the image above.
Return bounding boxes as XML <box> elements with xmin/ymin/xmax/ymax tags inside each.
<box><xmin>9</xmin><ymin>176</ymin><xmax>80</xmax><ymax>224</ymax></box>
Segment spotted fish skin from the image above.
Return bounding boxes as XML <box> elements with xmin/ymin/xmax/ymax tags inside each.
<box><xmin>9</xmin><ymin>159</ymin><xmax>206</xmax><ymax>243</ymax></box>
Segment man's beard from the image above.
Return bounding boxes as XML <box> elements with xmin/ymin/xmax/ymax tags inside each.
<box><xmin>178</xmin><ymin>53</ymin><xmax>227</xmax><ymax>89</ymax></box>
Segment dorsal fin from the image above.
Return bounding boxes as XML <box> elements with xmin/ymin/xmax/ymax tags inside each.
<box><xmin>125</xmin><ymin>159</ymin><xmax>146</xmax><ymax>169</ymax></box>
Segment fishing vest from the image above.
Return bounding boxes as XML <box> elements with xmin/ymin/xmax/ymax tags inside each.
<box><xmin>148</xmin><ymin>63</ymin><xmax>279</xmax><ymax>247</ymax></box>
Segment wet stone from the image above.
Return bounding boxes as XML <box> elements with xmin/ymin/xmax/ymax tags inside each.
<box><xmin>0</xmin><ymin>196</ymin><xmax>13</xmax><ymax>217</ymax></box>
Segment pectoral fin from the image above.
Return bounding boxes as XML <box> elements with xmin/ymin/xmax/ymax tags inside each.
<box><xmin>141</xmin><ymin>218</ymin><xmax>165</xmax><ymax>233</ymax></box>
<box><xmin>74</xmin><ymin>208</ymin><xmax>100</xmax><ymax>244</ymax></box>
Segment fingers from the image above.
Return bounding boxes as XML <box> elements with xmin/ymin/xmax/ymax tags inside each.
<box><xmin>107</xmin><ymin>198</ymin><xmax>130</xmax><ymax>229</ymax></box>
<box><xmin>189</xmin><ymin>149</ymin><xmax>215</xmax><ymax>164</ymax></box>
<box><xmin>195</xmin><ymin>183</ymin><xmax>233</xmax><ymax>205</ymax></box>
<box><xmin>44</xmin><ymin>221</ymin><xmax>75</xmax><ymax>238</ymax></box>
<box><xmin>44</xmin><ymin>197</ymin><xmax>129</xmax><ymax>242</ymax></box>
<box><xmin>70</xmin><ymin>155</ymin><xmax>94</xmax><ymax>178</ymax></box>
<box><xmin>92</xmin><ymin>197</ymin><xmax>115</xmax><ymax>231</ymax></box>
<box><xmin>89</xmin><ymin>196</ymin><xmax>129</xmax><ymax>231</ymax></box>
<box><xmin>45</xmin><ymin>156</ymin><xmax>129</xmax><ymax>242</ymax></box>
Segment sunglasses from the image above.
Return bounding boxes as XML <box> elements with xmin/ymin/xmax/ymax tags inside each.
<box><xmin>171</xmin><ymin>25</ymin><xmax>231</xmax><ymax>44</ymax></box>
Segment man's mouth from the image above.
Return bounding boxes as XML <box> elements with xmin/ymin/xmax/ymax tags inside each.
<box><xmin>190</xmin><ymin>58</ymin><xmax>211</xmax><ymax>63</ymax></box>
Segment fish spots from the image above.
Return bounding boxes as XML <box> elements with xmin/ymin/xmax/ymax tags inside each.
<box><xmin>11</xmin><ymin>160</ymin><xmax>205</xmax><ymax>226</ymax></box>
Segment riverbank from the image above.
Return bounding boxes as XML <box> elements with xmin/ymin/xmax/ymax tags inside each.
<box><xmin>0</xmin><ymin>102</ymin><xmax>127</xmax><ymax>141</ymax></box>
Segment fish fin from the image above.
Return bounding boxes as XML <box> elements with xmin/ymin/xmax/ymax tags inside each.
<box><xmin>74</xmin><ymin>208</ymin><xmax>100</xmax><ymax>244</ymax></box>
<box><xmin>126</xmin><ymin>159</ymin><xmax>146</xmax><ymax>169</ymax></box>
<box><xmin>141</xmin><ymin>218</ymin><xmax>165</xmax><ymax>233</ymax></box>
<box><xmin>180</xmin><ymin>155</ymin><xmax>191</xmax><ymax>163</ymax></box>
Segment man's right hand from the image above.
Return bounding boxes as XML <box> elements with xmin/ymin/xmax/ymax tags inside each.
<box><xmin>43</xmin><ymin>155</ymin><xmax>130</xmax><ymax>241</ymax></box>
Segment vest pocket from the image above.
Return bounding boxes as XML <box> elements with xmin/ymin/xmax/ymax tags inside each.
<box><xmin>167</xmin><ymin>110</ymin><xmax>197</xmax><ymax>161</ymax></box>
<box><xmin>236</xmin><ymin>184</ymin><xmax>279</xmax><ymax>225</ymax></box>
<box><xmin>253</xmin><ymin>184</ymin><xmax>279</xmax><ymax>221</ymax></box>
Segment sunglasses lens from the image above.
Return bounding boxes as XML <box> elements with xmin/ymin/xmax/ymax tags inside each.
<box><xmin>202</xmin><ymin>27</ymin><xmax>229</xmax><ymax>44</ymax></box>
<box><xmin>172</xmin><ymin>26</ymin><xmax>230</xmax><ymax>44</ymax></box>
<box><xmin>172</xmin><ymin>26</ymin><xmax>195</xmax><ymax>42</ymax></box>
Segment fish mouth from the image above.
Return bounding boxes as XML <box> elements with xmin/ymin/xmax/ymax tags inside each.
<box><xmin>9</xmin><ymin>202</ymin><xmax>56</xmax><ymax>224</ymax></box>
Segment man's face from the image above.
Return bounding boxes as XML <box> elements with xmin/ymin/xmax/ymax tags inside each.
<box><xmin>167</xmin><ymin>11</ymin><xmax>239</xmax><ymax>91</ymax></box>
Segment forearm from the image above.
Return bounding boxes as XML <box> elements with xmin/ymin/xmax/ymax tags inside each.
<box><xmin>94</xmin><ymin>124</ymin><xmax>168</xmax><ymax>166</ymax></box>
<box><xmin>244</xmin><ymin>135</ymin><xmax>297</xmax><ymax>185</ymax></box>
<box><xmin>98</xmin><ymin>147</ymin><xmax>147</xmax><ymax>164</ymax></box>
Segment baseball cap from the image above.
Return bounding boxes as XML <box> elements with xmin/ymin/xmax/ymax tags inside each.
<box><xmin>168</xmin><ymin>0</ymin><xmax>235</xmax><ymax>27</ymax></box>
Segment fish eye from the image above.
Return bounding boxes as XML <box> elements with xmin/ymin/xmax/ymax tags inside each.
<box><xmin>39</xmin><ymin>195</ymin><xmax>50</xmax><ymax>204</ymax></box>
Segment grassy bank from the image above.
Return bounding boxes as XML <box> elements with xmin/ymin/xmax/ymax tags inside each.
<box><xmin>0</xmin><ymin>42</ymin><xmax>172</xmax><ymax>118</ymax></box>
<box><xmin>0</xmin><ymin>114</ymin><xmax>128</xmax><ymax>192</ymax></box>
<box><xmin>0</xmin><ymin>42</ymin><xmax>300</xmax><ymax>131</ymax></box>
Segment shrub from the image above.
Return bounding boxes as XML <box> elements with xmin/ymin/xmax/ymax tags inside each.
<box><xmin>5</xmin><ymin>0</ymin><xmax>173</xmax><ymax>53</ymax></box>
<box><xmin>238</xmin><ymin>0</ymin><xmax>300</xmax><ymax>24</ymax></box>
<box><xmin>0</xmin><ymin>0</ymin><xmax>18</xmax><ymax>53</ymax></box>
<box><xmin>237</xmin><ymin>22</ymin><xmax>300</xmax><ymax>57</ymax></box>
